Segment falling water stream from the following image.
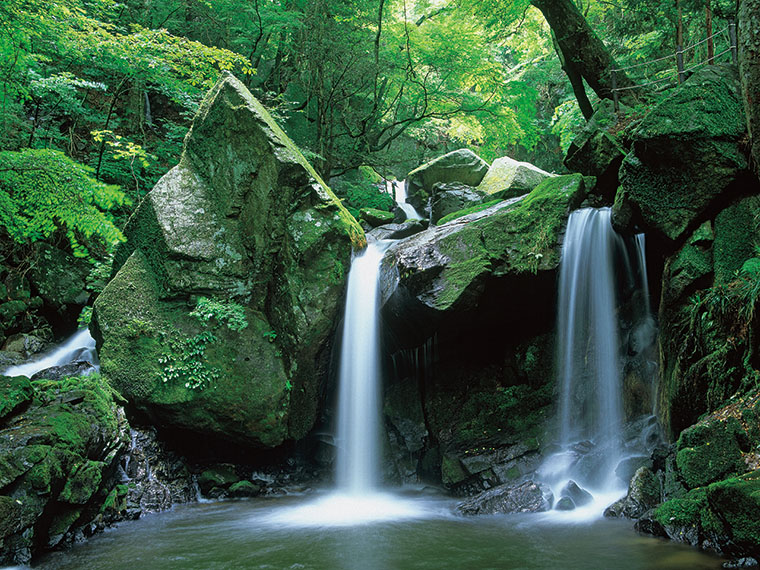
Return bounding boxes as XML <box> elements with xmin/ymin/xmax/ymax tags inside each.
<box><xmin>2</xmin><ymin>328</ymin><xmax>98</xmax><ymax>378</ymax></box>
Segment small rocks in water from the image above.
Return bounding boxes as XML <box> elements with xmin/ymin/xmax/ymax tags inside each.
<box><xmin>228</xmin><ymin>480</ymin><xmax>262</xmax><ymax>498</ymax></box>
<box><xmin>556</xmin><ymin>496</ymin><xmax>576</xmax><ymax>511</ymax></box>
<box><xmin>456</xmin><ymin>480</ymin><xmax>554</xmax><ymax>515</ymax></box>
<box><xmin>723</xmin><ymin>558</ymin><xmax>759</xmax><ymax>569</ymax></box>
<box><xmin>560</xmin><ymin>480</ymin><xmax>593</xmax><ymax>508</ymax></box>
<box><xmin>30</xmin><ymin>360</ymin><xmax>97</xmax><ymax>381</ymax></box>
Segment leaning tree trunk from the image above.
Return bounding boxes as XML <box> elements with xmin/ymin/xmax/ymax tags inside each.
<box><xmin>739</xmin><ymin>0</ymin><xmax>760</xmax><ymax>177</ymax></box>
<box><xmin>531</xmin><ymin>0</ymin><xmax>635</xmax><ymax>104</ymax></box>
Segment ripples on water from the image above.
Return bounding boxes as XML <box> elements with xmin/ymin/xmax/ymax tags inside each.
<box><xmin>30</xmin><ymin>493</ymin><xmax>723</xmax><ymax>570</ymax></box>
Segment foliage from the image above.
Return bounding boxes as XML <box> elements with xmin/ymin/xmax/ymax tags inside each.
<box><xmin>0</xmin><ymin>149</ymin><xmax>127</xmax><ymax>257</ymax></box>
<box><xmin>190</xmin><ymin>297</ymin><xmax>248</xmax><ymax>332</ymax></box>
<box><xmin>160</xmin><ymin>296</ymin><xmax>248</xmax><ymax>390</ymax></box>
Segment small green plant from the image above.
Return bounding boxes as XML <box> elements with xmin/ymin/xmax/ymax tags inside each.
<box><xmin>159</xmin><ymin>330</ymin><xmax>219</xmax><ymax>390</ymax></box>
<box><xmin>159</xmin><ymin>297</ymin><xmax>248</xmax><ymax>391</ymax></box>
<box><xmin>77</xmin><ymin>306</ymin><xmax>93</xmax><ymax>328</ymax></box>
<box><xmin>263</xmin><ymin>330</ymin><xmax>277</xmax><ymax>343</ymax></box>
<box><xmin>190</xmin><ymin>297</ymin><xmax>248</xmax><ymax>331</ymax></box>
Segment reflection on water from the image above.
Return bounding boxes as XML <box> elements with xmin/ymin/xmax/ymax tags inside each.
<box><xmin>32</xmin><ymin>495</ymin><xmax>723</xmax><ymax>570</ymax></box>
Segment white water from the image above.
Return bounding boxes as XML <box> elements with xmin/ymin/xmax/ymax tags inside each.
<box><xmin>2</xmin><ymin>328</ymin><xmax>97</xmax><ymax>378</ymax></box>
<box><xmin>336</xmin><ymin>242</ymin><xmax>388</xmax><ymax>492</ymax></box>
<box><xmin>540</xmin><ymin>208</ymin><xmax>626</xmax><ymax>507</ymax></box>
<box><xmin>389</xmin><ymin>179</ymin><xmax>424</xmax><ymax>220</ymax></box>
<box><xmin>268</xmin><ymin>241</ymin><xmax>429</xmax><ymax>526</ymax></box>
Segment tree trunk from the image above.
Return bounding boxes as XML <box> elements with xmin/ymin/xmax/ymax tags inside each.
<box><xmin>551</xmin><ymin>31</ymin><xmax>594</xmax><ymax>119</ymax></box>
<box><xmin>739</xmin><ymin>0</ymin><xmax>760</xmax><ymax>176</ymax></box>
<box><xmin>531</xmin><ymin>0</ymin><xmax>635</xmax><ymax>103</ymax></box>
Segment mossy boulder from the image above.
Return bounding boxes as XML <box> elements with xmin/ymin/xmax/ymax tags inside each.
<box><xmin>0</xmin><ymin>376</ymin><xmax>33</xmax><ymax>421</ymax></box>
<box><xmin>360</xmin><ymin>207</ymin><xmax>395</xmax><ymax>227</ymax></box>
<box><xmin>93</xmin><ymin>73</ymin><xmax>364</xmax><ymax>450</ymax></box>
<box><xmin>476</xmin><ymin>156</ymin><xmax>554</xmax><ymax>200</ymax></box>
<box><xmin>706</xmin><ymin>471</ymin><xmax>760</xmax><ymax>555</ymax></box>
<box><xmin>613</xmin><ymin>66</ymin><xmax>748</xmax><ymax>242</ymax></box>
<box><xmin>430</xmin><ymin>182</ymin><xmax>486</xmax><ymax>225</ymax></box>
<box><xmin>0</xmin><ymin>374</ymin><xmax>129</xmax><ymax>565</ymax></box>
<box><xmin>713</xmin><ymin>195</ymin><xmax>760</xmax><ymax>285</ymax></box>
<box><xmin>676</xmin><ymin>417</ymin><xmax>746</xmax><ymax>490</ymax></box>
<box><xmin>406</xmin><ymin>149</ymin><xmax>489</xmax><ymax>213</ymax></box>
<box><xmin>383</xmin><ymin>174</ymin><xmax>586</xmax><ymax>314</ymax></box>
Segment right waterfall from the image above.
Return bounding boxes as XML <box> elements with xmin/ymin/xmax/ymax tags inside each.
<box><xmin>541</xmin><ymin>207</ymin><xmax>657</xmax><ymax>508</ymax></box>
<box><xmin>557</xmin><ymin>207</ymin><xmax>624</xmax><ymax>490</ymax></box>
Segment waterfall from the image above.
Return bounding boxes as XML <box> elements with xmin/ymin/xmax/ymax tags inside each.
<box><xmin>391</xmin><ymin>180</ymin><xmax>424</xmax><ymax>220</ymax></box>
<box><xmin>335</xmin><ymin>241</ymin><xmax>388</xmax><ymax>493</ymax></box>
<box><xmin>2</xmin><ymin>328</ymin><xmax>98</xmax><ymax>378</ymax></box>
<box><xmin>539</xmin><ymin>207</ymin><xmax>628</xmax><ymax>507</ymax></box>
<box><xmin>266</xmin><ymin>240</ymin><xmax>430</xmax><ymax>526</ymax></box>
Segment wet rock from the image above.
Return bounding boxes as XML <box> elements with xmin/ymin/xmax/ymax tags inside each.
<box><xmin>369</xmin><ymin>220</ymin><xmax>426</xmax><ymax>241</ymax></box>
<box><xmin>605</xmin><ymin>466</ymin><xmax>660</xmax><ymax>519</ymax></box>
<box><xmin>556</xmin><ymin>496</ymin><xmax>576</xmax><ymax>510</ymax></box>
<box><xmin>406</xmin><ymin>149</ymin><xmax>489</xmax><ymax>213</ymax></box>
<box><xmin>2</xmin><ymin>333</ymin><xmax>48</xmax><ymax>358</ymax></box>
<box><xmin>228</xmin><ymin>480</ymin><xmax>262</xmax><ymax>498</ymax></box>
<box><xmin>456</xmin><ymin>480</ymin><xmax>554</xmax><ymax>515</ymax></box>
<box><xmin>30</xmin><ymin>360</ymin><xmax>97</xmax><ymax>382</ymax></box>
<box><xmin>560</xmin><ymin>480</ymin><xmax>593</xmax><ymax>507</ymax></box>
<box><xmin>429</xmin><ymin>182</ymin><xmax>485</xmax><ymax>225</ymax></box>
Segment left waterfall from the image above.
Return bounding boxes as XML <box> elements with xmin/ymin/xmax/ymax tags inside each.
<box><xmin>336</xmin><ymin>241</ymin><xmax>388</xmax><ymax>493</ymax></box>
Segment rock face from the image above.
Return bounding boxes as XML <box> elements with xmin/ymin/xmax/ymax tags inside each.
<box><xmin>456</xmin><ymin>480</ymin><xmax>554</xmax><ymax>515</ymax></box>
<box><xmin>406</xmin><ymin>149</ymin><xmax>489</xmax><ymax>214</ymax></box>
<box><xmin>430</xmin><ymin>182</ymin><xmax>485</xmax><ymax>225</ymax></box>
<box><xmin>564</xmin><ymin>100</ymin><xmax>626</xmax><ymax>200</ymax></box>
<box><xmin>476</xmin><ymin>156</ymin><xmax>555</xmax><ymax>200</ymax></box>
<box><xmin>378</xmin><ymin>175</ymin><xmax>585</xmax><ymax>491</ymax></box>
<box><xmin>93</xmin><ymin>73</ymin><xmax>364</xmax><ymax>451</ymax></box>
<box><xmin>0</xmin><ymin>374</ymin><xmax>129</xmax><ymax>565</ymax></box>
<box><xmin>612</xmin><ymin>66</ymin><xmax>748</xmax><ymax>242</ymax></box>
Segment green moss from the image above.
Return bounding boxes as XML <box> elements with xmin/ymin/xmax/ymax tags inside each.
<box><xmin>59</xmin><ymin>460</ymin><xmax>104</xmax><ymax>504</ymax></box>
<box><xmin>676</xmin><ymin>418</ymin><xmax>745</xmax><ymax>489</ymax></box>
<box><xmin>0</xmin><ymin>376</ymin><xmax>34</xmax><ymax>421</ymax></box>
<box><xmin>228</xmin><ymin>480</ymin><xmax>261</xmax><ymax>497</ymax></box>
<box><xmin>441</xmin><ymin>454</ymin><xmax>469</xmax><ymax>485</ymax></box>
<box><xmin>0</xmin><ymin>495</ymin><xmax>22</xmax><ymax>539</ymax></box>
<box><xmin>47</xmin><ymin>508</ymin><xmax>82</xmax><ymax>540</ymax></box>
<box><xmin>359</xmin><ymin>207</ymin><xmax>394</xmax><ymax>227</ymax></box>
<box><xmin>706</xmin><ymin>470</ymin><xmax>760</xmax><ymax>546</ymax></box>
<box><xmin>436</xmin><ymin>200</ymin><xmax>502</xmax><ymax>225</ymax></box>
<box><xmin>714</xmin><ymin>196</ymin><xmax>760</xmax><ymax>285</ymax></box>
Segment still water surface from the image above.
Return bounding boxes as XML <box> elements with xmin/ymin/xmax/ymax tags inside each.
<box><xmin>34</xmin><ymin>494</ymin><xmax>722</xmax><ymax>570</ymax></box>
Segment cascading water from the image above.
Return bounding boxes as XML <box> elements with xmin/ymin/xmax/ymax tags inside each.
<box><xmin>266</xmin><ymin>240</ymin><xmax>430</xmax><ymax>526</ymax></box>
<box><xmin>389</xmin><ymin>180</ymin><xmax>423</xmax><ymax>220</ymax></box>
<box><xmin>335</xmin><ymin>242</ymin><xmax>387</xmax><ymax>493</ymax></box>
<box><xmin>2</xmin><ymin>328</ymin><xmax>98</xmax><ymax>378</ymax></box>
<box><xmin>539</xmin><ymin>207</ymin><xmax>629</xmax><ymax>512</ymax></box>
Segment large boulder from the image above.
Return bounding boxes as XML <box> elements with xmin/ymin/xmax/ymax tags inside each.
<box><xmin>476</xmin><ymin>156</ymin><xmax>555</xmax><ymax>200</ymax></box>
<box><xmin>564</xmin><ymin>100</ymin><xmax>626</xmax><ymax>201</ymax></box>
<box><xmin>429</xmin><ymin>182</ymin><xmax>486</xmax><ymax>225</ymax></box>
<box><xmin>406</xmin><ymin>149</ymin><xmax>489</xmax><ymax>213</ymax></box>
<box><xmin>383</xmin><ymin>174</ymin><xmax>586</xmax><ymax>318</ymax></box>
<box><xmin>612</xmin><ymin>66</ymin><xmax>748</xmax><ymax>242</ymax></box>
<box><xmin>93</xmin><ymin>73</ymin><xmax>364</xmax><ymax>450</ymax></box>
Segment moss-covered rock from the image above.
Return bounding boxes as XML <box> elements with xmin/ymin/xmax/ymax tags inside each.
<box><xmin>0</xmin><ymin>376</ymin><xmax>33</xmax><ymax>421</ymax></box>
<box><xmin>706</xmin><ymin>470</ymin><xmax>760</xmax><ymax>553</ymax></box>
<box><xmin>476</xmin><ymin>156</ymin><xmax>554</xmax><ymax>200</ymax></box>
<box><xmin>360</xmin><ymin>208</ymin><xmax>395</xmax><ymax>227</ymax></box>
<box><xmin>613</xmin><ymin>66</ymin><xmax>748</xmax><ymax>242</ymax></box>
<box><xmin>384</xmin><ymin>174</ymin><xmax>586</xmax><ymax>313</ymax></box>
<box><xmin>406</xmin><ymin>149</ymin><xmax>489</xmax><ymax>213</ymax></box>
<box><xmin>564</xmin><ymin>100</ymin><xmax>626</xmax><ymax>201</ymax></box>
<box><xmin>94</xmin><ymin>73</ymin><xmax>364</xmax><ymax>450</ymax></box>
<box><xmin>714</xmin><ymin>196</ymin><xmax>760</xmax><ymax>285</ymax></box>
<box><xmin>675</xmin><ymin>417</ymin><xmax>746</xmax><ymax>489</ymax></box>
<box><xmin>0</xmin><ymin>374</ymin><xmax>129</xmax><ymax>565</ymax></box>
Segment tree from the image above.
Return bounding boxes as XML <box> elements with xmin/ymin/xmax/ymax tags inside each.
<box><xmin>739</xmin><ymin>0</ymin><xmax>760</xmax><ymax>177</ymax></box>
